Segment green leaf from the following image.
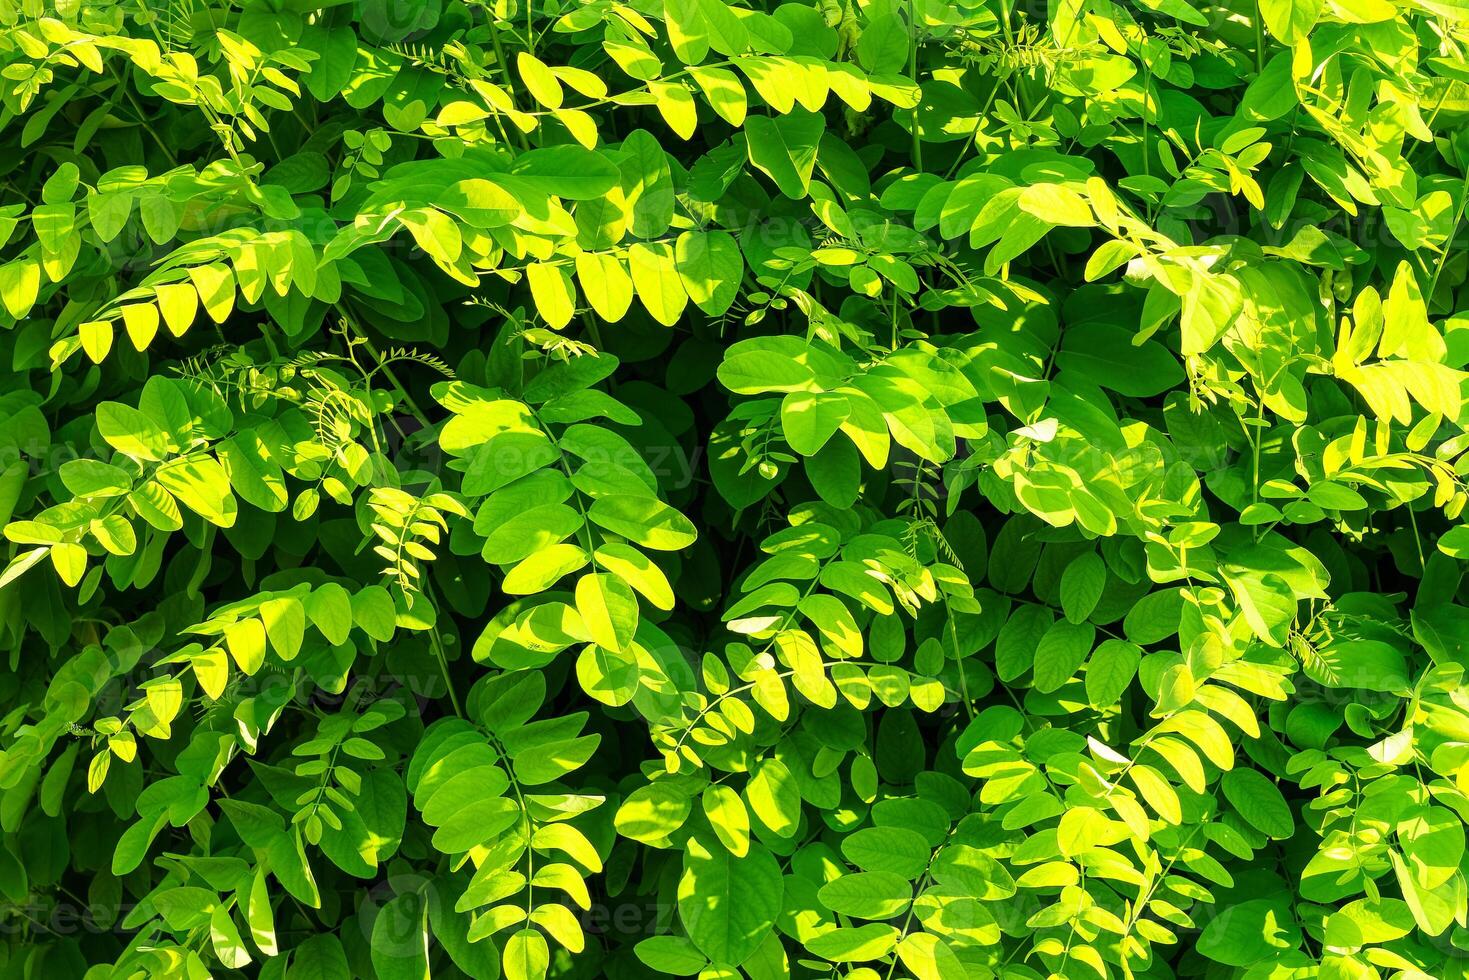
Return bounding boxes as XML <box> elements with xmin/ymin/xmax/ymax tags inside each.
<box><xmin>840</xmin><ymin>827</ymin><xmax>930</xmax><ymax>878</ymax></box>
<box><xmin>896</xmin><ymin>933</ymin><xmax>967</xmax><ymax>980</ymax></box>
<box><xmin>439</xmin><ymin>178</ymin><xmax>522</xmax><ymax>227</ymax></box>
<box><xmin>689</xmin><ymin>66</ymin><xmax>747</xmax><ymax>125</ymax></box>
<box><xmin>526</xmin><ymin>262</ymin><xmax>576</xmax><ymax>329</ymax></box>
<box><xmin>805</xmin><ymin>924</ymin><xmax>900</xmax><ymax>962</ymax></box>
<box><xmin>575</xmin><ymin>252</ymin><xmax>634</xmax><ymax>323</ymax></box>
<box><xmin>305</xmin><ymin>583</ymin><xmax>354</xmax><ymax>646</ymax></box>
<box><xmin>745</xmin><ymin>758</ymin><xmax>800</xmax><ymax>838</ymax></box>
<box><xmin>717</xmin><ymin>349</ymin><xmax>816</xmax><ymax>395</ymax></box>
<box><xmin>0</xmin><ymin>258</ymin><xmax>39</xmax><ymax>318</ymax></box>
<box><xmin>1221</xmin><ymin>769</ymin><xmax>1295</xmax><ymax>839</ymax></box>
<box><xmin>1032</xmin><ymin>620</ymin><xmax>1093</xmax><ymax>693</ymax></box>
<box><xmin>155</xmin><ymin>455</ymin><xmax>234</xmax><ymax>526</ymax></box>
<box><xmin>370</xmin><ymin>893</ymin><xmax>430</xmax><ymax>980</ymax></box>
<box><xmin>96</xmin><ymin>402</ymin><xmax>172</xmax><ymax>461</ymax></box>
<box><xmin>1055</xmin><ymin>323</ymin><xmax>1184</xmax><ymax>398</ymax></box>
<box><xmin>780</xmin><ymin>391</ymin><xmax>850</xmax><ymax>456</ymax></box>
<box><xmin>615</xmin><ymin>781</ymin><xmax>692</xmax><ymax>844</ymax></box>
<box><xmin>503</xmin><ymin>929</ymin><xmax>549</xmax><ymax>980</ymax></box>
<box><xmin>1059</xmin><ymin>552</ymin><xmax>1105</xmax><ymax>623</ymax></box>
<box><xmin>1085</xmin><ymin>639</ymin><xmax>1141</xmax><ymax>709</ymax></box>
<box><xmin>701</xmin><ymin>784</ymin><xmax>750</xmax><ymax>857</ymax></box>
<box><xmin>635</xmin><ymin>936</ymin><xmax>708</xmax><ymax>976</ymax></box>
<box><xmin>817</xmin><ymin>871</ymin><xmax>912</xmax><ymax>919</ymax></box>
<box><xmin>351</xmin><ymin>586</ymin><xmax>397</xmax><ymax>642</ymax></box>
<box><xmin>628</xmin><ymin>242</ymin><xmax>688</xmax><ymax>326</ymax></box>
<box><xmin>587</xmin><ymin>494</ymin><xmax>696</xmax><ymax>551</ymax></box>
<box><xmin>675</xmin><ymin>230</ymin><xmax>743</xmax><ymax>316</ymax></box>
<box><xmin>677</xmin><ymin>837</ymin><xmax>783</xmax><ymax>966</ymax></box>
<box><xmin>261</xmin><ymin>596</ymin><xmax>306</xmax><ymax>660</ymax></box>
<box><xmin>745</xmin><ymin>110</ymin><xmax>825</xmax><ymax>199</ymax></box>
<box><xmin>575</xmin><ymin>572</ymin><xmax>639</xmax><ymax>653</ymax></box>
<box><xmin>1259</xmin><ymin>0</ymin><xmax>1322</xmax><ymax>42</ymax></box>
<box><xmin>512</xmin><ymin>146</ymin><xmax>620</xmax><ymax>199</ymax></box>
<box><xmin>217</xmin><ymin>432</ymin><xmax>288</xmax><ymax>511</ymax></box>
<box><xmin>1196</xmin><ymin>898</ymin><xmax>1302</xmax><ymax>966</ymax></box>
<box><xmin>210</xmin><ymin>906</ymin><xmax>251</xmax><ymax>969</ymax></box>
<box><xmin>288</xmin><ymin>935</ymin><xmax>350</xmax><ymax>980</ymax></box>
<box><xmin>517</xmin><ymin>52</ymin><xmax>563</xmax><ymax>109</ymax></box>
<box><xmin>1305</xmin><ymin>639</ymin><xmax>1409</xmax><ymax>692</ymax></box>
<box><xmin>512</xmin><ymin>733</ymin><xmax>600</xmax><ymax>785</ymax></box>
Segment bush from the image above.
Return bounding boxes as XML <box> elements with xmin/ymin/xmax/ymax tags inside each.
<box><xmin>2</xmin><ymin>0</ymin><xmax>1469</xmax><ymax>977</ymax></box>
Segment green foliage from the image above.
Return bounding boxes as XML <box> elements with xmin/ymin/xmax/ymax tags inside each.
<box><xmin>3</xmin><ymin>0</ymin><xmax>1469</xmax><ymax>978</ymax></box>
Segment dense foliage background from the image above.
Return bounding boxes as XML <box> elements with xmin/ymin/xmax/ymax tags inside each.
<box><xmin>2</xmin><ymin>0</ymin><xmax>1469</xmax><ymax>977</ymax></box>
